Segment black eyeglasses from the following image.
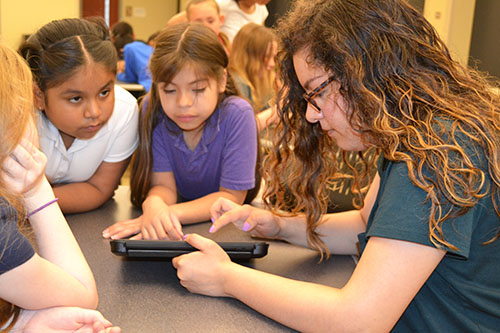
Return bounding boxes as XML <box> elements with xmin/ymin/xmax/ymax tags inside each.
<box><xmin>302</xmin><ymin>76</ymin><xmax>336</xmax><ymax>113</ymax></box>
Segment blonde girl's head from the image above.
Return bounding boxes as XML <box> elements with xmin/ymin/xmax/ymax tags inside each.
<box><xmin>0</xmin><ymin>44</ymin><xmax>34</xmax><ymax>209</ymax></box>
<box><xmin>0</xmin><ymin>43</ymin><xmax>34</xmax><ymax>330</ymax></box>
<box><xmin>229</xmin><ymin>22</ymin><xmax>277</xmax><ymax>111</ymax></box>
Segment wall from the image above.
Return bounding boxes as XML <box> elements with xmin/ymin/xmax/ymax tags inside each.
<box><xmin>0</xmin><ymin>0</ymin><xmax>178</xmax><ymax>50</ymax></box>
<box><xmin>468</xmin><ymin>0</ymin><xmax>500</xmax><ymax>78</ymax></box>
<box><xmin>119</xmin><ymin>0</ymin><xmax>177</xmax><ymax>41</ymax></box>
<box><xmin>423</xmin><ymin>0</ymin><xmax>476</xmax><ymax>66</ymax></box>
<box><xmin>0</xmin><ymin>0</ymin><xmax>80</xmax><ymax>50</ymax></box>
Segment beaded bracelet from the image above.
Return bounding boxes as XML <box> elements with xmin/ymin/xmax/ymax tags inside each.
<box><xmin>27</xmin><ymin>198</ymin><xmax>59</xmax><ymax>218</ymax></box>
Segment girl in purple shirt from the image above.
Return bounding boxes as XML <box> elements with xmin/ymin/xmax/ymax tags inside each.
<box><xmin>103</xmin><ymin>23</ymin><xmax>259</xmax><ymax>240</ymax></box>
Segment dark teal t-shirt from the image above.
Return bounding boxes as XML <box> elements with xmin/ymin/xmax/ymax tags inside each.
<box><xmin>358</xmin><ymin>155</ymin><xmax>500</xmax><ymax>332</ymax></box>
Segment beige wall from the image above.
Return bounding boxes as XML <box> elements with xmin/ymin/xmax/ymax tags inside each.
<box><xmin>424</xmin><ymin>0</ymin><xmax>476</xmax><ymax>65</ymax></box>
<box><xmin>0</xmin><ymin>0</ymin><xmax>178</xmax><ymax>50</ymax></box>
<box><xmin>0</xmin><ymin>0</ymin><xmax>80</xmax><ymax>50</ymax></box>
<box><xmin>119</xmin><ymin>0</ymin><xmax>177</xmax><ymax>41</ymax></box>
<box><xmin>0</xmin><ymin>0</ymin><xmax>477</xmax><ymax>66</ymax></box>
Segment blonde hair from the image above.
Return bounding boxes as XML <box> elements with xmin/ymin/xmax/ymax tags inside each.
<box><xmin>229</xmin><ymin>23</ymin><xmax>277</xmax><ymax>112</ymax></box>
<box><xmin>0</xmin><ymin>44</ymin><xmax>33</xmax><ymax>212</ymax></box>
<box><xmin>0</xmin><ymin>43</ymin><xmax>34</xmax><ymax>329</ymax></box>
<box><xmin>186</xmin><ymin>0</ymin><xmax>221</xmax><ymax>18</ymax></box>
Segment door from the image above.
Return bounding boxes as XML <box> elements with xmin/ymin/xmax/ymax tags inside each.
<box><xmin>82</xmin><ymin>0</ymin><xmax>119</xmax><ymax>28</ymax></box>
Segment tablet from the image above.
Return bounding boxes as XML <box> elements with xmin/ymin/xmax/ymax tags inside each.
<box><xmin>110</xmin><ymin>239</ymin><xmax>269</xmax><ymax>261</ymax></box>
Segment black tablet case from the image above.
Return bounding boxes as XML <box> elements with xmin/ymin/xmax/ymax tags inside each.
<box><xmin>110</xmin><ymin>239</ymin><xmax>269</xmax><ymax>260</ymax></box>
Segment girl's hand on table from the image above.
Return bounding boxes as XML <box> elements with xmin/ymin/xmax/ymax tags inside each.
<box><xmin>139</xmin><ymin>201</ymin><xmax>183</xmax><ymax>240</ymax></box>
<box><xmin>103</xmin><ymin>205</ymin><xmax>183</xmax><ymax>240</ymax></box>
<box><xmin>102</xmin><ymin>216</ymin><xmax>142</xmax><ymax>240</ymax></box>
<box><xmin>15</xmin><ymin>306</ymin><xmax>121</xmax><ymax>333</ymax></box>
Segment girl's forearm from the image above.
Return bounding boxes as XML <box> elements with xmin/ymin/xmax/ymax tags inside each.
<box><xmin>171</xmin><ymin>191</ymin><xmax>243</xmax><ymax>224</ymax></box>
<box><xmin>53</xmin><ymin>182</ymin><xmax>113</xmax><ymax>213</ymax></box>
<box><xmin>27</xmin><ymin>179</ymin><xmax>97</xmax><ymax>307</ymax></box>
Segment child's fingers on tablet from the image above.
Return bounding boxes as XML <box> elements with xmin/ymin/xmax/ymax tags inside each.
<box><xmin>130</xmin><ymin>232</ymin><xmax>143</xmax><ymax>240</ymax></box>
<box><xmin>169</xmin><ymin>211</ymin><xmax>184</xmax><ymax>239</ymax></box>
<box><xmin>103</xmin><ymin>218</ymin><xmax>141</xmax><ymax>239</ymax></box>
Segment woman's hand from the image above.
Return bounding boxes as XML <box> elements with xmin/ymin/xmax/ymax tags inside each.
<box><xmin>2</xmin><ymin>138</ymin><xmax>46</xmax><ymax>199</ymax></box>
<box><xmin>209</xmin><ymin>198</ymin><xmax>282</xmax><ymax>239</ymax></box>
<box><xmin>14</xmin><ymin>306</ymin><xmax>120</xmax><ymax>333</ymax></box>
<box><xmin>172</xmin><ymin>234</ymin><xmax>234</xmax><ymax>297</ymax></box>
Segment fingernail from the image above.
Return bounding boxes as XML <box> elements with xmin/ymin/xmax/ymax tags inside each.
<box><xmin>209</xmin><ymin>225</ymin><xmax>215</xmax><ymax>233</ymax></box>
<box><xmin>183</xmin><ymin>234</ymin><xmax>189</xmax><ymax>240</ymax></box>
<box><xmin>210</xmin><ymin>217</ymin><xmax>215</xmax><ymax>223</ymax></box>
<box><xmin>102</xmin><ymin>231</ymin><xmax>109</xmax><ymax>238</ymax></box>
<box><xmin>242</xmin><ymin>222</ymin><xmax>251</xmax><ymax>232</ymax></box>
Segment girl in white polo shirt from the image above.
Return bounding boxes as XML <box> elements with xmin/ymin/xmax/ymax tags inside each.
<box><xmin>19</xmin><ymin>18</ymin><xmax>139</xmax><ymax>213</ymax></box>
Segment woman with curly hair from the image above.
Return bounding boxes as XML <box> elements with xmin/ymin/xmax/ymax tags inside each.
<box><xmin>171</xmin><ymin>0</ymin><xmax>500</xmax><ymax>331</ymax></box>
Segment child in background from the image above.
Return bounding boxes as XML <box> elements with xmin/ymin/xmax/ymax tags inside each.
<box><xmin>216</xmin><ymin>0</ymin><xmax>271</xmax><ymax>42</ymax></box>
<box><xmin>111</xmin><ymin>21</ymin><xmax>154</xmax><ymax>92</ymax></box>
<box><xmin>229</xmin><ymin>22</ymin><xmax>278</xmax><ymax>129</ymax></box>
<box><xmin>102</xmin><ymin>23</ymin><xmax>258</xmax><ymax>240</ymax></box>
<box><xmin>19</xmin><ymin>18</ymin><xmax>139</xmax><ymax>214</ymax></box>
<box><xmin>0</xmin><ymin>43</ymin><xmax>118</xmax><ymax>332</ymax></box>
<box><xmin>186</xmin><ymin>0</ymin><xmax>231</xmax><ymax>56</ymax></box>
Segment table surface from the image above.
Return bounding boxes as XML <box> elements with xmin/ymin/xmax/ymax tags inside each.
<box><xmin>66</xmin><ymin>186</ymin><xmax>356</xmax><ymax>332</ymax></box>
<box><xmin>116</xmin><ymin>81</ymin><xmax>145</xmax><ymax>91</ymax></box>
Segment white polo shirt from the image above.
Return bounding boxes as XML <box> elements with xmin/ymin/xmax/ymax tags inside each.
<box><xmin>217</xmin><ymin>0</ymin><xmax>269</xmax><ymax>42</ymax></box>
<box><xmin>37</xmin><ymin>85</ymin><xmax>139</xmax><ymax>184</ymax></box>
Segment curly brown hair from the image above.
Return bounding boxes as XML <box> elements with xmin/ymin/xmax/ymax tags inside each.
<box><xmin>264</xmin><ymin>0</ymin><xmax>500</xmax><ymax>258</ymax></box>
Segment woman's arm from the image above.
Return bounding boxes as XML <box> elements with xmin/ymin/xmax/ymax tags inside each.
<box><xmin>175</xmin><ymin>232</ymin><xmax>445</xmax><ymax>332</ymax></box>
<box><xmin>54</xmin><ymin>158</ymin><xmax>130</xmax><ymax>213</ymax></box>
<box><xmin>279</xmin><ymin>174</ymin><xmax>379</xmax><ymax>254</ymax></box>
<box><xmin>211</xmin><ymin>175</ymin><xmax>380</xmax><ymax>255</ymax></box>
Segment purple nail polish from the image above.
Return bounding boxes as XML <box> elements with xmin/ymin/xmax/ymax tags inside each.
<box><xmin>209</xmin><ymin>225</ymin><xmax>215</xmax><ymax>233</ymax></box>
<box><xmin>183</xmin><ymin>234</ymin><xmax>189</xmax><ymax>240</ymax></box>
<box><xmin>210</xmin><ymin>217</ymin><xmax>215</xmax><ymax>223</ymax></box>
<box><xmin>242</xmin><ymin>222</ymin><xmax>251</xmax><ymax>232</ymax></box>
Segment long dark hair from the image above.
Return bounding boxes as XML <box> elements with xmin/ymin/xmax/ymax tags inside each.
<box><xmin>19</xmin><ymin>18</ymin><xmax>117</xmax><ymax>92</ymax></box>
<box><xmin>268</xmin><ymin>0</ymin><xmax>500</xmax><ymax>257</ymax></box>
<box><xmin>130</xmin><ymin>23</ymin><xmax>243</xmax><ymax>208</ymax></box>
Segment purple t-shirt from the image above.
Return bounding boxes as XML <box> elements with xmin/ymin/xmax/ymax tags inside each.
<box><xmin>152</xmin><ymin>96</ymin><xmax>257</xmax><ymax>200</ymax></box>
